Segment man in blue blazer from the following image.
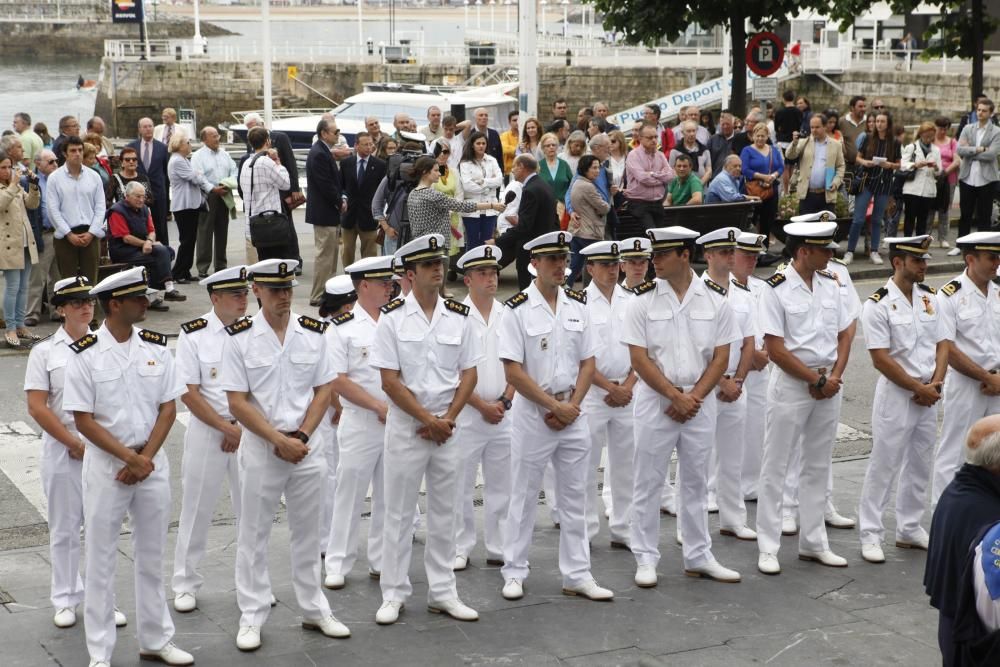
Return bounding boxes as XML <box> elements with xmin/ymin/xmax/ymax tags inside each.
<box><xmin>128</xmin><ymin>117</ymin><xmax>171</xmax><ymax>246</ymax></box>
<box><xmin>305</xmin><ymin>118</ymin><xmax>345</xmax><ymax>305</ymax></box>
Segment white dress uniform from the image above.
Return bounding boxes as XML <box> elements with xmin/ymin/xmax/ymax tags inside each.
<box><xmin>23</xmin><ymin>277</ymin><xmax>93</xmax><ymax>615</ymax></box>
<box><xmin>756</xmin><ymin>222</ymin><xmax>853</xmax><ymax>568</ymax></box>
<box><xmin>858</xmin><ymin>236</ymin><xmax>945</xmax><ymax>550</ymax></box>
<box><xmin>932</xmin><ymin>233</ymin><xmax>1000</xmax><ymax>504</ymax></box>
<box><xmin>61</xmin><ymin>268</ymin><xmax>186</xmax><ymax>665</ymax></box>
<box><xmin>220</xmin><ymin>260</ymin><xmax>339</xmax><ymax>631</ymax></box>
<box><xmin>371</xmin><ymin>236</ymin><xmax>482</xmax><ymax>608</ymax></box>
<box><xmin>453</xmin><ymin>245</ymin><xmax>512</xmax><ymax>566</ymax></box>
<box><xmin>171</xmin><ymin>267</ymin><xmax>249</xmax><ymax>604</ymax></box>
<box><xmin>736</xmin><ymin>233</ymin><xmax>770</xmax><ymax>501</ymax></box>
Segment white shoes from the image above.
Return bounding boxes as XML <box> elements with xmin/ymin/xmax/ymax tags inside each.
<box><xmin>138</xmin><ymin>642</ymin><xmax>194</xmax><ymax>665</ymax></box>
<box><xmin>660</xmin><ymin>501</ymin><xmax>677</xmax><ymax>516</ymax></box>
<box><xmin>825</xmin><ymin>510</ymin><xmax>856</xmax><ymax>529</ymax></box>
<box><xmin>758</xmin><ymin>552</ymin><xmax>781</xmax><ymax>575</ymax></box>
<box><xmin>947</xmin><ymin>247</ymin><xmax>961</xmax><ymax>256</ymax></box>
<box><xmin>799</xmin><ymin>549</ymin><xmax>848</xmax><ymax>567</ymax></box>
<box><xmin>720</xmin><ymin>525</ymin><xmax>757</xmax><ymax>541</ymax></box>
<box><xmin>376</xmin><ymin>600</ymin><xmax>404</xmax><ymax>625</ymax></box>
<box><xmin>634</xmin><ymin>564</ymin><xmax>658</xmax><ymax>588</ymax></box>
<box><xmin>114</xmin><ymin>607</ymin><xmax>127</xmax><ymax>627</ymax></box>
<box><xmin>685</xmin><ymin>560</ymin><xmax>741</xmax><ymax>583</ymax></box>
<box><xmin>271</xmin><ymin>593</ymin><xmax>278</xmax><ymax>606</ymax></box>
<box><xmin>88</xmin><ymin>661</ymin><xmax>110</xmax><ymax>667</ymax></box>
<box><xmin>302</xmin><ymin>614</ymin><xmax>351</xmax><ymax>638</ymax></box>
<box><xmin>862</xmin><ymin>543</ymin><xmax>886</xmax><ymax>563</ymax></box>
<box><xmin>502</xmin><ymin>578</ymin><xmax>524</xmax><ymax>600</ymax></box>
<box><xmin>562</xmin><ymin>579</ymin><xmax>614</xmax><ymax>601</ymax></box>
<box><xmin>896</xmin><ymin>531</ymin><xmax>930</xmax><ymax>551</ymax></box>
<box><xmin>706</xmin><ymin>492</ymin><xmax>719</xmax><ymax>513</ymax></box>
<box><xmin>428</xmin><ymin>598</ymin><xmax>479</xmax><ymax>621</ymax></box>
<box><xmin>781</xmin><ymin>515</ymin><xmax>799</xmax><ymax>536</ymax></box>
<box><xmin>453</xmin><ymin>554</ymin><xmax>469</xmax><ymax>571</ymax></box>
<box><xmin>940</xmin><ymin>239</ymin><xmax>950</xmax><ymax>249</ymax></box>
<box><xmin>236</xmin><ymin>626</ymin><xmax>261</xmax><ymax>651</ymax></box>
<box><xmin>324</xmin><ymin>573</ymin><xmax>346</xmax><ymax>590</ymax></box>
<box><xmin>842</xmin><ymin>251</ymin><xmax>854</xmax><ymax>265</ymax></box>
<box><xmin>53</xmin><ymin>607</ymin><xmax>77</xmax><ymax>628</ymax></box>
<box><xmin>870</xmin><ymin>251</ymin><xmax>883</xmax><ymax>265</ymax></box>
<box><xmin>173</xmin><ymin>592</ymin><xmax>197</xmax><ymax>613</ymax></box>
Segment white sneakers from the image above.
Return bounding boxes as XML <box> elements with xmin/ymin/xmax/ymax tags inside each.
<box><xmin>502</xmin><ymin>578</ymin><xmax>524</xmax><ymax>600</ymax></box>
<box><xmin>684</xmin><ymin>560</ymin><xmax>741</xmax><ymax>583</ymax></box>
<box><xmin>302</xmin><ymin>614</ymin><xmax>351</xmax><ymax>638</ymax></box>
<box><xmin>138</xmin><ymin>642</ymin><xmax>194</xmax><ymax>665</ymax></box>
<box><xmin>799</xmin><ymin>550</ymin><xmax>849</xmax><ymax>567</ymax></box>
<box><xmin>53</xmin><ymin>607</ymin><xmax>77</xmax><ymax>628</ymax></box>
<box><xmin>825</xmin><ymin>510</ymin><xmax>857</xmax><ymax>529</ymax></box>
<box><xmin>453</xmin><ymin>554</ymin><xmax>469</xmax><ymax>571</ymax></box>
<box><xmin>870</xmin><ymin>252</ymin><xmax>883</xmax><ymax>265</ymax></box>
<box><xmin>947</xmin><ymin>247</ymin><xmax>961</xmax><ymax>256</ymax></box>
<box><xmin>114</xmin><ymin>607</ymin><xmax>127</xmax><ymax>627</ymax></box>
<box><xmin>781</xmin><ymin>515</ymin><xmax>799</xmax><ymax>536</ymax></box>
<box><xmin>758</xmin><ymin>552</ymin><xmax>781</xmax><ymax>575</ymax></box>
<box><xmin>173</xmin><ymin>592</ymin><xmax>197</xmax><ymax>613</ymax></box>
<box><xmin>896</xmin><ymin>531</ymin><xmax>930</xmax><ymax>551</ymax></box>
<box><xmin>375</xmin><ymin>600</ymin><xmax>404</xmax><ymax>625</ymax></box>
<box><xmin>634</xmin><ymin>565</ymin><xmax>658</xmax><ymax>588</ymax></box>
<box><xmin>720</xmin><ymin>525</ymin><xmax>757</xmax><ymax>541</ymax></box>
<box><xmin>236</xmin><ymin>626</ymin><xmax>261</xmax><ymax>651</ymax></box>
<box><xmin>862</xmin><ymin>543</ymin><xmax>886</xmax><ymax>563</ymax></box>
<box><xmin>562</xmin><ymin>579</ymin><xmax>614</xmax><ymax>601</ymax></box>
<box><xmin>842</xmin><ymin>251</ymin><xmax>854</xmax><ymax>265</ymax></box>
<box><xmin>324</xmin><ymin>573</ymin><xmax>346</xmax><ymax>590</ymax></box>
<box><xmin>428</xmin><ymin>598</ymin><xmax>479</xmax><ymax>621</ymax></box>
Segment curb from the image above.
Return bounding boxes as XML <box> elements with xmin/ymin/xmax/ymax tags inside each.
<box><xmin>840</xmin><ymin>259</ymin><xmax>966</xmax><ymax>282</ymax></box>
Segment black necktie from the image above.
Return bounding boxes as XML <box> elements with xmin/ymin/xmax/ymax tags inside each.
<box><xmin>357</xmin><ymin>158</ymin><xmax>365</xmax><ymax>184</ymax></box>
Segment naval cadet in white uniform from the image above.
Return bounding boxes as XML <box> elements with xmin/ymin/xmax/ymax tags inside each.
<box><xmin>370</xmin><ymin>234</ymin><xmax>482</xmax><ymax>625</ymax></box>
<box><xmin>62</xmin><ymin>267</ymin><xmax>193</xmax><ymax>667</ymax></box>
<box><xmin>755</xmin><ymin>221</ymin><xmax>854</xmax><ymax>575</ymax></box>
<box><xmin>623</xmin><ymin>226</ymin><xmax>742</xmax><ymax>588</ymax></box>
<box><xmin>931</xmin><ymin>231</ymin><xmax>1000</xmax><ymax>504</ymax></box>
<box><xmin>858</xmin><ymin>235</ymin><xmax>948</xmax><ymax>563</ymax></box>
<box><xmin>499</xmin><ymin>231</ymin><xmax>614</xmax><ymax>602</ymax></box>
<box><xmin>452</xmin><ymin>244</ymin><xmax>513</xmax><ymax>570</ymax></box>
<box><xmin>171</xmin><ymin>266</ymin><xmax>249</xmax><ymax>614</ymax></box>
<box><xmin>323</xmin><ymin>257</ymin><xmax>396</xmax><ymax>589</ymax></box>
<box><xmin>221</xmin><ymin>259</ymin><xmax>350</xmax><ymax>651</ymax></box>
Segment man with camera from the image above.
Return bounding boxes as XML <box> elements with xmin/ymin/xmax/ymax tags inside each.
<box><xmin>238</xmin><ymin>127</ymin><xmax>291</xmax><ymax>261</ymax></box>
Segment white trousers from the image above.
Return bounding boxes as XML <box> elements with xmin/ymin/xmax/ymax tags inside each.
<box><xmin>741</xmin><ymin>367</ymin><xmax>769</xmax><ymax>498</ymax></box>
<box><xmin>932</xmin><ymin>370</ymin><xmax>1000</xmax><ymax>504</ymax></box>
<box><xmin>858</xmin><ymin>377</ymin><xmax>936</xmax><ymax>545</ymax></box>
<box><xmin>319</xmin><ymin>418</ymin><xmax>338</xmax><ymax>546</ymax></box>
<box><xmin>41</xmin><ymin>438</ymin><xmax>85</xmax><ymax>610</ymax></box>
<box><xmin>235</xmin><ymin>433</ymin><xmax>331</xmax><ymax>627</ymax></box>
<box><xmin>82</xmin><ymin>449</ymin><xmax>174</xmax><ymax>663</ymax></box>
<box><xmin>454</xmin><ymin>409</ymin><xmax>511</xmax><ymax>561</ymax></box>
<box><xmin>324</xmin><ymin>408</ymin><xmax>386</xmax><ymax>576</ymax></box>
<box><xmin>380</xmin><ymin>411</ymin><xmax>461</xmax><ymax>604</ymax></box>
<box><xmin>756</xmin><ymin>367</ymin><xmax>842</xmax><ymax>555</ymax></box>
<box><xmin>630</xmin><ymin>392</ymin><xmax>717</xmax><ymax>569</ymax></box>
<box><xmin>782</xmin><ymin>442</ymin><xmax>838</xmax><ymax>519</ymax></box>
<box><xmin>502</xmin><ymin>399</ymin><xmax>593</xmax><ymax>587</ymax></box>
<box><xmin>582</xmin><ymin>395</ymin><xmax>635</xmax><ymax>543</ymax></box>
<box><xmin>171</xmin><ymin>415</ymin><xmax>241</xmax><ymax>596</ymax></box>
<box><xmin>711</xmin><ymin>391</ymin><xmax>748</xmax><ymax>531</ymax></box>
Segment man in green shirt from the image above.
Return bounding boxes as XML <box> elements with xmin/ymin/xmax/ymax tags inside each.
<box><xmin>666</xmin><ymin>154</ymin><xmax>704</xmax><ymax>206</ymax></box>
<box><xmin>14</xmin><ymin>112</ymin><xmax>43</xmax><ymax>168</ymax></box>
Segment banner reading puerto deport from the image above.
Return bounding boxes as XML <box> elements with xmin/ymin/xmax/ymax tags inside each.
<box><xmin>111</xmin><ymin>0</ymin><xmax>143</xmax><ymax>23</ymax></box>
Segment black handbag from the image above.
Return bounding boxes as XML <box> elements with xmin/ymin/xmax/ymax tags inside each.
<box><xmin>246</xmin><ymin>154</ymin><xmax>293</xmax><ymax>248</ymax></box>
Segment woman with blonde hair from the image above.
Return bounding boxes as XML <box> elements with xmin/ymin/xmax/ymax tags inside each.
<box><xmin>900</xmin><ymin>120</ymin><xmax>942</xmax><ymax>236</ymax></box>
<box><xmin>167</xmin><ymin>128</ymin><xmax>216</xmax><ymax>283</ymax></box>
<box><xmin>537</xmin><ymin>132</ymin><xmax>574</xmax><ymax>225</ymax></box>
<box><xmin>560</xmin><ymin>130</ymin><xmax>589</xmax><ymax>174</ymax></box>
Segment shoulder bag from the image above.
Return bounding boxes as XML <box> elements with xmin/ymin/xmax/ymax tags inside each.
<box><xmin>247</xmin><ymin>153</ymin><xmax>293</xmax><ymax>248</ymax></box>
<box><xmin>744</xmin><ymin>147</ymin><xmax>775</xmax><ymax>200</ymax></box>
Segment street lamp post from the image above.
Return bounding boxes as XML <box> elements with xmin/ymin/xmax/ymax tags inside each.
<box><xmin>463</xmin><ymin>0</ymin><xmax>469</xmax><ymax>30</ymax></box>
<box><xmin>540</xmin><ymin>0</ymin><xmax>547</xmax><ymax>38</ymax></box>
<box><xmin>262</xmin><ymin>0</ymin><xmax>272</xmax><ymax>128</ymax></box>
<box><xmin>193</xmin><ymin>0</ymin><xmax>205</xmax><ymax>54</ymax></box>
<box><xmin>504</xmin><ymin>0</ymin><xmax>511</xmax><ymax>33</ymax></box>
<box><xmin>475</xmin><ymin>0</ymin><xmax>482</xmax><ymax>31</ymax></box>
<box><xmin>489</xmin><ymin>0</ymin><xmax>495</xmax><ymax>33</ymax></box>
<box><xmin>561</xmin><ymin>0</ymin><xmax>568</xmax><ymax>38</ymax></box>
<box><xmin>357</xmin><ymin>0</ymin><xmax>364</xmax><ymax>49</ymax></box>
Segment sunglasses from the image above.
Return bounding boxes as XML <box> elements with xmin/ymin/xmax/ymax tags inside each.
<box><xmin>873</xmin><ymin>105</ymin><xmax>885</xmax><ymax>110</ymax></box>
<box><xmin>45</xmin><ymin>159</ymin><xmax>57</xmax><ymax>165</ymax></box>
<box><xmin>122</xmin><ymin>157</ymin><xmax>137</xmax><ymax>162</ymax></box>
<box><xmin>440</xmin><ymin>149</ymin><xmax>451</xmax><ymax>154</ymax></box>
<box><xmin>64</xmin><ymin>298</ymin><xmax>97</xmax><ymax>308</ymax></box>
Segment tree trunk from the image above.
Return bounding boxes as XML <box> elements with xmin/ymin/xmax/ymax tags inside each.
<box><xmin>730</xmin><ymin>16</ymin><xmax>747</xmax><ymax>119</ymax></box>
<box><xmin>971</xmin><ymin>0</ymin><xmax>984</xmax><ymax>107</ymax></box>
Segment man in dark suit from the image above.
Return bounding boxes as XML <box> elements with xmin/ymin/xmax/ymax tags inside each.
<box><xmin>467</xmin><ymin>107</ymin><xmax>506</xmax><ymax>177</ymax></box>
<box><xmin>493</xmin><ymin>155</ymin><xmax>558</xmax><ymax>289</ymax></box>
<box><xmin>128</xmin><ymin>117</ymin><xmax>171</xmax><ymax>246</ymax></box>
<box><xmin>305</xmin><ymin>118</ymin><xmax>345</xmax><ymax>305</ymax></box>
<box><xmin>339</xmin><ymin>131</ymin><xmax>386</xmax><ymax>268</ymax></box>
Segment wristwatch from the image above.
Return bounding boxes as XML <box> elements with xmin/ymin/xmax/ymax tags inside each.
<box><xmin>813</xmin><ymin>375</ymin><xmax>827</xmax><ymax>391</ymax></box>
<box><xmin>498</xmin><ymin>396</ymin><xmax>512</xmax><ymax>410</ymax></box>
<box><xmin>293</xmin><ymin>430</ymin><xmax>310</xmax><ymax>444</ymax></box>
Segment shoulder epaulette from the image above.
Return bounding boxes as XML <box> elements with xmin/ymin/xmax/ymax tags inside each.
<box><xmin>868</xmin><ymin>286</ymin><xmax>889</xmax><ymax>302</ymax></box>
<box><xmin>918</xmin><ymin>283</ymin><xmax>936</xmax><ymax>294</ymax></box>
<box><xmin>298</xmin><ymin>315</ymin><xmax>328</xmax><ymax>334</ymax></box>
<box><xmin>380</xmin><ymin>297</ymin><xmax>405</xmax><ymax>314</ymax></box>
<box><xmin>504</xmin><ymin>292</ymin><xmax>528</xmax><ymax>309</ymax></box>
<box><xmin>225</xmin><ymin>318</ymin><xmax>253</xmax><ymax>336</ymax></box>
<box><xmin>445</xmin><ymin>299</ymin><xmax>470</xmax><ymax>316</ymax></box>
<box><xmin>632</xmin><ymin>280</ymin><xmax>656</xmax><ymax>295</ymax></box>
<box><xmin>817</xmin><ymin>269</ymin><xmax>836</xmax><ymax>280</ymax></box>
<box><xmin>941</xmin><ymin>279</ymin><xmax>962</xmax><ymax>297</ymax></box>
<box><xmin>704</xmin><ymin>278</ymin><xmax>727</xmax><ymax>296</ymax></box>
<box><xmin>774</xmin><ymin>261</ymin><xmax>788</xmax><ymax>273</ymax></box>
<box><xmin>731</xmin><ymin>278</ymin><xmax>750</xmax><ymax>292</ymax></box>
<box><xmin>69</xmin><ymin>333</ymin><xmax>98</xmax><ymax>354</ymax></box>
<box><xmin>829</xmin><ymin>256</ymin><xmax>846</xmax><ymax>266</ymax></box>
<box><xmin>180</xmin><ymin>318</ymin><xmax>208</xmax><ymax>334</ymax></box>
<box><xmin>564</xmin><ymin>288</ymin><xmax>587</xmax><ymax>304</ymax></box>
<box><xmin>139</xmin><ymin>329</ymin><xmax>167</xmax><ymax>346</ymax></box>
<box><xmin>766</xmin><ymin>273</ymin><xmax>786</xmax><ymax>288</ymax></box>
<box><xmin>332</xmin><ymin>311</ymin><xmax>355</xmax><ymax>326</ymax></box>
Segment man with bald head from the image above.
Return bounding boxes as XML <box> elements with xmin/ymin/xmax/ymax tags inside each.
<box><xmin>391</xmin><ymin>113</ymin><xmax>412</xmax><ymax>142</ymax></box>
<box><xmin>462</xmin><ymin>107</ymin><xmax>505</xmax><ymax>176</ymax></box>
<box><xmin>925</xmin><ymin>415</ymin><xmax>1000</xmax><ymax>666</ymax></box>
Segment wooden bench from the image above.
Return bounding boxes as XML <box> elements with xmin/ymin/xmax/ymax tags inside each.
<box><xmin>613</xmin><ymin>200</ymin><xmax>760</xmax><ymax>241</ymax></box>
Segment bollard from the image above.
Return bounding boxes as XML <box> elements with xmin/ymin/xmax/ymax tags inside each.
<box><xmin>565</xmin><ymin>49</ymin><xmax>571</xmax><ymax>66</ymax></box>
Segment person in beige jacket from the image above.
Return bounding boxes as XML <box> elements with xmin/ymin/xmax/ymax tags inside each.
<box><xmin>784</xmin><ymin>113</ymin><xmax>846</xmax><ymax>215</ymax></box>
<box><xmin>568</xmin><ymin>155</ymin><xmax>611</xmax><ymax>286</ymax></box>
<box><xmin>0</xmin><ymin>149</ymin><xmax>40</xmax><ymax>346</ymax></box>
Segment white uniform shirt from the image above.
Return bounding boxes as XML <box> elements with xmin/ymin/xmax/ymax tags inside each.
<box><xmin>862</xmin><ymin>280</ymin><xmax>945</xmax><ymax>382</ymax></box>
<box><xmin>371</xmin><ymin>293</ymin><xmax>482</xmax><ymax>415</ymax></box>
<box><xmin>221</xmin><ymin>311</ymin><xmax>336</xmax><ymax>431</ymax></box>
<box><xmin>585</xmin><ymin>281</ymin><xmax>633</xmax><ymax>395</ymax></box>
<box><xmin>759</xmin><ymin>267</ymin><xmax>853</xmax><ymax>369</ymax></box>
<box><xmin>24</xmin><ymin>327</ymin><xmax>80</xmax><ymax>438</ymax></box>
<box><xmin>175</xmin><ymin>311</ymin><xmax>236</xmax><ymax>420</ymax></box>
<box><xmin>326</xmin><ymin>305</ymin><xmax>387</xmax><ymax>410</ymax></box>
<box><xmin>498</xmin><ymin>282</ymin><xmax>597</xmax><ymax>395</ymax></box>
<box><xmin>621</xmin><ymin>271</ymin><xmax>740</xmax><ymax>390</ymax></box>
<box><xmin>63</xmin><ymin>325</ymin><xmax>184</xmax><ymax>448</ymax></box>
<box><xmin>825</xmin><ymin>258</ymin><xmax>862</xmax><ymax>322</ymax></box>
<box><xmin>463</xmin><ymin>296</ymin><xmax>507</xmax><ymax>401</ymax></box>
<box><xmin>937</xmin><ymin>271</ymin><xmax>1000</xmax><ymax>371</ymax></box>
<box><xmin>713</xmin><ymin>274</ymin><xmax>759</xmax><ymax>375</ymax></box>
<box><xmin>746</xmin><ymin>274</ymin><xmax>768</xmax><ymax>349</ymax></box>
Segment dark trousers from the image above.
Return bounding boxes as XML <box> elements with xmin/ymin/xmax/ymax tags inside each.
<box><xmin>171</xmin><ymin>208</ymin><xmax>200</xmax><ymax>280</ymax></box>
<box><xmin>195</xmin><ymin>192</ymin><xmax>229</xmax><ymax>276</ymax></box>
<box><xmin>282</xmin><ymin>200</ymin><xmax>302</xmax><ymax>267</ymax></box>
<box><xmin>938</xmin><ymin>613</ymin><xmax>956</xmax><ymax>667</ymax></box>
<box><xmin>798</xmin><ymin>191</ymin><xmax>830</xmax><ymax>215</ymax></box>
<box><xmin>53</xmin><ymin>236</ymin><xmax>99</xmax><ymax>286</ymax></box>
<box><xmin>110</xmin><ymin>244</ymin><xmax>173</xmax><ymax>289</ymax></box>
<box><xmin>626</xmin><ymin>198</ymin><xmax>667</xmax><ymax>230</ymax></box>
<box><xmin>568</xmin><ymin>236</ymin><xmax>599</xmax><ymax>287</ymax></box>
<box><xmin>150</xmin><ymin>196</ymin><xmax>169</xmax><ymax>247</ymax></box>
<box><xmin>959</xmin><ymin>180</ymin><xmax>997</xmax><ymax>235</ymax></box>
<box><xmin>753</xmin><ymin>194</ymin><xmax>780</xmax><ymax>239</ymax></box>
<box><xmin>903</xmin><ymin>194</ymin><xmax>933</xmax><ymax>236</ymax></box>
<box><xmin>256</xmin><ymin>243</ymin><xmax>291</xmax><ymax>261</ymax></box>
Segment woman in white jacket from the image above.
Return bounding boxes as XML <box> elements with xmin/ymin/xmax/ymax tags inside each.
<box><xmin>900</xmin><ymin>121</ymin><xmax>942</xmax><ymax>236</ymax></box>
<box><xmin>458</xmin><ymin>131</ymin><xmax>502</xmax><ymax>250</ymax></box>
<box><xmin>167</xmin><ymin>129</ymin><xmax>217</xmax><ymax>281</ymax></box>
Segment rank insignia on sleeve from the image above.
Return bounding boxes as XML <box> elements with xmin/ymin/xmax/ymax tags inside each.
<box><xmin>298</xmin><ymin>315</ymin><xmax>328</xmax><ymax>333</ymax></box>
<box><xmin>868</xmin><ymin>287</ymin><xmax>888</xmax><ymax>302</ymax></box>
<box><xmin>917</xmin><ymin>283</ymin><xmax>936</xmax><ymax>294</ymax></box>
<box><xmin>139</xmin><ymin>329</ymin><xmax>167</xmax><ymax>346</ymax></box>
<box><xmin>704</xmin><ymin>278</ymin><xmax>726</xmax><ymax>296</ymax></box>
<box><xmin>816</xmin><ymin>269</ymin><xmax>836</xmax><ymax>280</ymax></box>
<box><xmin>380</xmin><ymin>297</ymin><xmax>405</xmax><ymax>314</ymax></box>
<box><xmin>766</xmin><ymin>273</ymin><xmax>786</xmax><ymax>288</ymax></box>
<box><xmin>69</xmin><ymin>333</ymin><xmax>98</xmax><ymax>354</ymax></box>
<box><xmin>445</xmin><ymin>299</ymin><xmax>470</xmax><ymax>316</ymax></box>
<box><xmin>730</xmin><ymin>278</ymin><xmax>750</xmax><ymax>292</ymax></box>
<box><xmin>181</xmin><ymin>318</ymin><xmax>208</xmax><ymax>334</ymax></box>
<box><xmin>941</xmin><ymin>280</ymin><xmax>962</xmax><ymax>297</ymax></box>
<box><xmin>632</xmin><ymin>280</ymin><xmax>655</xmax><ymax>295</ymax></box>
<box><xmin>504</xmin><ymin>292</ymin><xmax>528</xmax><ymax>309</ymax></box>
<box><xmin>225</xmin><ymin>318</ymin><xmax>253</xmax><ymax>336</ymax></box>
<box><xmin>564</xmin><ymin>288</ymin><xmax>587</xmax><ymax>304</ymax></box>
<box><xmin>332</xmin><ymin>311</ymin><xmax>355</xmax><ymax>326</ymax></box>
